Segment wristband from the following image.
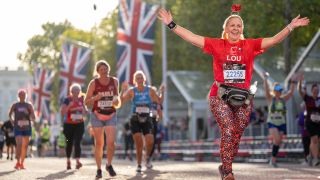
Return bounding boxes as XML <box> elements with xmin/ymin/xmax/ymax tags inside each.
<box><xmin>167</xmin><ymin>21</ymin><xmax>177</xmax><ymax>30</ymax></box>
<box><xmin>287</xmin><ymin>24</ymin><xmax>293</xmax><ymax>32</ymax></box>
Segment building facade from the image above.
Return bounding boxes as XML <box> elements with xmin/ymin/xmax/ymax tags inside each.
<box><xmin>0</xmin><ymin>67</ymin><xmax>32</xmax><ymax>122</ymax></box>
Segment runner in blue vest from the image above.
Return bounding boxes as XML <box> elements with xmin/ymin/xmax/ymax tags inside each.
<box><xmin>8</xmin><ymin>89</ymin><xmax>35</xmax><ymax>170</ymax></box>
<box><xmin>120</xmin><ymin>70</ymin><xmax>160</xmax><ymax>172</ymax></box>
<box><xmin>263</xmin><ymin>72</ymin><xmax>297</xmax><ymax>167</ymax></box>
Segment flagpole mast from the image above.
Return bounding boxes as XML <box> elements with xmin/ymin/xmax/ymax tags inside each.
<box><xmin>161</xmin><ymin>0</ymin><xmax>168</xmax><ymax>126</ymax></box>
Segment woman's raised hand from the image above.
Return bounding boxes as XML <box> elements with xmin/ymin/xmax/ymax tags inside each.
<box><xmin>290</xmin><ymin>15</ymin><xmax>310</xmax><ymax>29</ymax></box>
<box><xmin>121</xmin><ymin>81</ymin><xmax>129</xmax><ymax>92</ymax></box>
<box><xmin>158</xmin><ymin>8</ymin><xmax>173</xmax><ymax>25</ymax></box>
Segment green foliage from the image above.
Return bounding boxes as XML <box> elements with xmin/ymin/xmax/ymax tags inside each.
<box><xmin>94</xmin><ymin>10</ymin><xmax>118</xmax><ymax>77</ymax></box>
<box><xmin>18</xmin><ymin>21</ymin><xmax>73</xmax><ymax>70</ymax></box>
<box><xmin>154</xmin><ymin>0</ymin><xmax>320</xmax><ymax>78</ymax></box>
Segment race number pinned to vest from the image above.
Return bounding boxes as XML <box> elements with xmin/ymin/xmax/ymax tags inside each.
<box><xmin>8</xmin><ymin>131</ymin><xmax>14</xmax><ymax>137</ymax></box>
<box><xmin>310</xmin><ymin>113</ymin><xmax>320</xmax><ymax>123</ymax></box>
<box><xmin>70</xmin><ymin>112</ymin><xmax>83</xmax><ymax>122</ymax></box>
<box><xmin>135</xmin><ymin>105</ymin><xmax>150</xmax><ymax>114</ymax></box>
<box><xmin>223</xmin><ymin>63</ymin><xmax>246</xmax><ymax>83</ymax></box>
<box><xmin>97</xmin><ymin>96</ymin><xmax>113</xmax><ymax>108</ymax></box>
<box><xmin>270</xmin><ymin>112</ymin><xmax>285</xmax><ymax>121</ymax></box>
<box><xmin>17</xmin><ymin>119</ymin><xmax>30</xmax><ymax>127</ymax></box>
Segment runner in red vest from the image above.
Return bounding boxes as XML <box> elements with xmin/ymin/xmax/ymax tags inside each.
<box><xmin>84</xmin><ymin>60</ymin><xmax>120</xmax><ymax>178</ymax></box>
<box><xmin>60</xmin><ymin>83</ymin><xmax>87</xmax><ymax>170</ymax></box>
<box><xmin>158</xmin><ymin>6</ymin><xmax>309</xmax><ymax>180</ymax></box>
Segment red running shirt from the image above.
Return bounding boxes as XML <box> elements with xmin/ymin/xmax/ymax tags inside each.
<box><xmin>92</xmin><ymin>77</ymin><xmax>118</xmax><ymax>114</ymax></box>
<box><xmin>65</xmin><ymin>96</ymin><xmax>84</xmax><ymax>124</ymax></box>
<box><xmin>202</xmin><ymin>38</ymin><xmax>264</xmax><ymax>96</ymax></box>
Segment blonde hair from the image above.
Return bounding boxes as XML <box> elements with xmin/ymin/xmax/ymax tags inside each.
<box><xmin>133</xmin><ymin>70</ymin><xmax>146</xmax><ymax>85</ymax></box>
<box><xmin>221</xmin><ymin>15</ymin><xmax>245</xmax><ymax>40</ymax></box>
<box><xmin>69</xmin><ymin>83</ymin><xmax>81</xmax><ymax>95</ymax></box>
<box><xmin>93</xmin><ymin>60</ymin><xmax>110</xmax><ymax>77</ymax></box>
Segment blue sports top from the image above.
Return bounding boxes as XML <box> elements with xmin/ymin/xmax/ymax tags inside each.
<box><xmin>132</xmin><ymin>86</ymin><xmax>152</xmax><ymax>114</ymax></box>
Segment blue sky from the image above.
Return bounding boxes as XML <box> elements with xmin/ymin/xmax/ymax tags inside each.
<box><xmin>0</xmin><ymin>0</ymin><xmax>118</xmax><ymax>69</ymax></box>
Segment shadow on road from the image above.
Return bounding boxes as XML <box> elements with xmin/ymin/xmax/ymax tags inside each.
<box><xmin>0</xmin><ymin>170</ymin><xmax>16</xmax><ymax>177</ymax></box>
<box><xmin>126</xmin><ymin>169</ymin><xmax>167</xmax><ymax>180</ymax></box>
<box><xmin>36</xmin><ymin>170</ymin><xmax>74</xmax><ymax>180</ymax></box>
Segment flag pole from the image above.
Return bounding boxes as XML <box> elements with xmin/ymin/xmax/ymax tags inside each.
<box><xmin>161</xmin><ymin>0</ymin><xmax>168</xmax><ymax>126</ymax></box>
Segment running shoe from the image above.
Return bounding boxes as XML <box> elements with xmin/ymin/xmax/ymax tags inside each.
<box><xmin>307</xmin><ymin>155</ymin><xmax>313</xmax><ymax>166</ymax></box>
<box><xmin>14</xmin><ymin>162</ymin><xmax>20</xmax><ymax>170</ymax></box>
<box><xmin>76</xmin><ymin>162</ymin><xmax>82</xmax><ymax>170</ymax></box>
<box><xmin>67</xmin><ymin>161</ymin><xmax>71</xmax><ymax>170</ymax></box>
<box><xmin>106</xmin><ymin>164</ymin><xmax>116</xmax><ymax>177</ymax></box>
<box><xmin>269</xmin><ymin>160</ymin><xmax>278</xmax><ymax>168</ymax></box>
<box><xmin>312</xmin><ymin>159</ymin><xmax>320</xmax><ymax>166</ymax></box>
<box><xmin>145</xmin><ymin>158</ymin><xmax>153</xmax><ymax>169</ymax></box>
<box><xmin>20</xmin><ymin>163</ymin><xmax>25</xmax><ymax>170</ymax></box>
<box><xmin>218</xmin><ymin>165</ymin><xmax>224</xmax><ymax>180</ymax></box>
<box><xmin>96</xmin><ymin>169</ymin><xmax>102</xmax><ymax>178</ymax></box>
<box><xmin>136</xmin><ymin>164</ymin><xmax>142</xmax><ymax>173</ymax></box>
<box><xmin>223</xmin><ymin>173</ymin><xmax>235</xmax><ymax>180</ymax></box>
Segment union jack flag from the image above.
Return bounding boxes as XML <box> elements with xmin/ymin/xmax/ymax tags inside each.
<box><xmin>59</xmin><ymin>41</ymin><xmax>92</xmax><ymax>100</ymax></box>
<box><xmin>116</xmin><ymin>0</ymin><xmax>159</xmax><ymax>85</ymax></box>
<box><xmin>32</xmin><ymin>66</ymin><xmax>55</xmax><ymax>120</ymax></box>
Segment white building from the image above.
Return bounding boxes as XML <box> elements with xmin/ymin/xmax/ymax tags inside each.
<box><xmin>0</xmin><ymin>66</ymin><xmax>32</xmax><ymax>122</ymax></box>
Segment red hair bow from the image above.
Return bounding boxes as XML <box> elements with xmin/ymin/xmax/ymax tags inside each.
<box><xmin>231</xmin><ymin>4</ymin><xmax>241</xmax><ymax>13</ymax></box>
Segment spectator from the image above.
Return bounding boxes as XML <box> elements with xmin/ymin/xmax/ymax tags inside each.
<box><xmin>2</xmin><ymin>119</ymin><xmax>15</xmax><ymax>160</ymax></box>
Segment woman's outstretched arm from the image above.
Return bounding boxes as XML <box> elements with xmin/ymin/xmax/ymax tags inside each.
<box><xmin>261</xmin><ymin>15</ymin><xmax>310</xmax><ymax>49</ymax></box>
<box><xmin>158</xmin><ymin>8</ymin><xmax>205</xmax><ymax>48</ymax></box>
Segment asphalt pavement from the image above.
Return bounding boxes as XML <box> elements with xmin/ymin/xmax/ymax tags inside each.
<box><xmin>0</xmin><ymin>157</ymin><xmax>319</xmax><ymax>180</ymax></box>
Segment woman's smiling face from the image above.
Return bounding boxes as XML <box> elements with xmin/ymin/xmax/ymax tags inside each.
<box><xmin>225</xmin><ymin>17</ymin><xmax>243</xmax><ymax>43</ymax></box>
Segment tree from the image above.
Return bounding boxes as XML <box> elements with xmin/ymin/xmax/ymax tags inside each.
<box><xmin>17</xmin><ymin>21</ymin><xmax>73</xmax><ymax>70</ymax></box>
<box><xmin>17</xmin><ymin>21</ymin><xmax>95</xmax><ymax>113</ymax></box>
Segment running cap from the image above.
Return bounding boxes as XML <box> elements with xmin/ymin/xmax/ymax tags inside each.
<box><xmin>274</xmin><ymin>84</ymin><xmax>283</xmax><ymax>92</ymax></box>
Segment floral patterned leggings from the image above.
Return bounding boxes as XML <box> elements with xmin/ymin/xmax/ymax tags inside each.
<box><xmin>209</xmin><ymin>96</ymin><xmax>252</xmax><ymax>174</ymax></box>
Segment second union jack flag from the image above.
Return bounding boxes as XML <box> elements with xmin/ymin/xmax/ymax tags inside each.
<box><xmin>116</xmin><ymin>0</ymin><xmax>159</xmax><ymax>85</ymax></box>
<box><xmin>32</xmin><ymin>66</ymin><xmax>55</xmax><ymax>120</ymax></box>
<box><xmin>59</xmin><ymin>41</ymin><xmax>92</xmax><ymax>100</ymax></box>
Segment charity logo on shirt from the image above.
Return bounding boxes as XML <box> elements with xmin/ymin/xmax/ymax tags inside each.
<box><xmin>226</xmin><ymin>46</ymin><xmax>243</xmax><ymax>62</ymax></box>
<box><xmin>223</xmin><ymin>45</ymin><xmax>246</xmax><ymax>83</ymax></box>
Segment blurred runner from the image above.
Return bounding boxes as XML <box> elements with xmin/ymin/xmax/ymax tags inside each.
<box><xmin>2</xmin><ymin>119</ymin><xmax>15</xmax><ymax>160</ymax></box>
<box><xmin>120</xmin><ymin>70</ymin><xmax>160</xmax><ymax>172</ymax></box>
<box><xmin>8</xmin><ymin>89</ymin><xmax>35</xmax><ymax>169</ymax></box>
<box><xmin>60</xmin><ymin>83</ymin><xmax>86</xmax><ymax>170</ymax></box>
<box><xmin>263</xmin><ymin>72</ymin><xmax>297</xmax><ymax>167</ymax></box>
<box><xmin>299</xmin><ymin>75</ymin><xmax>320</xmax><ymax>166</ymax></box>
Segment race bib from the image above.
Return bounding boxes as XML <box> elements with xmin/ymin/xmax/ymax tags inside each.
<box><xmin>223</xmin><ymin>63</ymin><xmax>246</xmax><ymax>83</ymax></box>
<box><xmin>136</xmin><ymin>106</ymin><xmax>150</xmax><ymax>114</ymax></box>
<box><xmin>151</xmin><ymin>110</ymin><xmax>158</xmax><ymax>117</ymax></box>
<box><xmin>17</xmin><ymin>120</ymin><xmax>30</xmax><ymax>127</ymax></box>
<box><xmin>70</xmin><ymin>113</ymin><xmax>83</xmax><ymax>121</ymax></box>
<box><xmin>8</xmin><ymin>132</ymin><xmax>14</xmax><ymax>137</ymax></box>
<box><xmin>310</xmin><ymin>113</ymin><xmax>320</xmax><ymax>123</ymax></box>
<box><xmin>270</xmin><ymin>112</ymin><xmax>284</xmax><ymax>120</ymax></box>
<box><xmin>97</xmin><ymin>100</ymin><xmax>113</xmax><ymax>108</ymax></box>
